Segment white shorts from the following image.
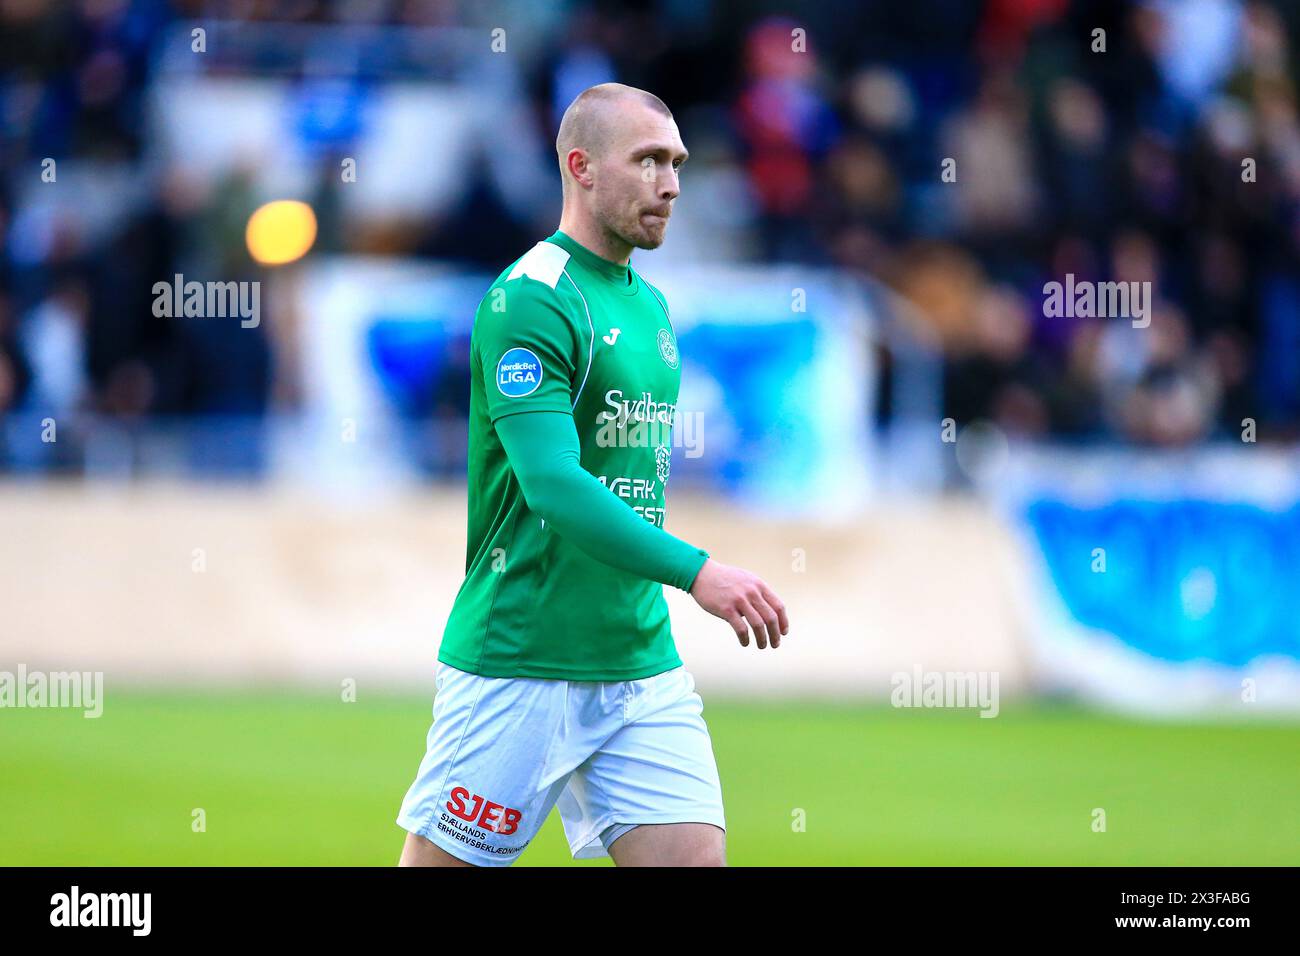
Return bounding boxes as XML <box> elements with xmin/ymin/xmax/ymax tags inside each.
<box><xmin>396</xmin><ymin>661</ymin><xmax>725</xmax><ymax>866</ymax></box>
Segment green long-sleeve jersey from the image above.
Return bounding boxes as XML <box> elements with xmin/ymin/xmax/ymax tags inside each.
<box><xmin>436</xmin><ymin>229</ymin><xmax>709</xmax><ymax>681</ymax></box>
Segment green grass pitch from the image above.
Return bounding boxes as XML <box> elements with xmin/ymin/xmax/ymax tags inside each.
<box><xmin>2</xmin><ymin>690</ymin><xmax>1296</xmax><ymax>865</ymax></box>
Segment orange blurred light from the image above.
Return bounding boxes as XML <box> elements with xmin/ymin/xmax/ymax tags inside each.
<box><xmin>245</xmin><ymin>200</ymin><xmax>317</xmax><ymax>266</ymax></box>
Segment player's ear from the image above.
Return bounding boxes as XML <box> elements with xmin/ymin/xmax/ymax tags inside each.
<box><xmin>567</xmin><ymin>148</ymin><xmax>594</xmax><ymax>189</ymax></box>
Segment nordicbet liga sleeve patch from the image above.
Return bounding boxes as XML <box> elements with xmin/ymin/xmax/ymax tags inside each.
<box><xmin>475</xmin><ymin>279</ymin><xmax>582</xmax><ymax>423</ymax></box>
<box><xmin>496</xmin><ymin>347</ymin><xmax>543</xmax><ymax>397</ymax></box>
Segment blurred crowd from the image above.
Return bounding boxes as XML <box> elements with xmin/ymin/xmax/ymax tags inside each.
<box><xmin>2</xmin><ymin>0</ymin><xmax>1299</xmax><ymax>475</ymax></box>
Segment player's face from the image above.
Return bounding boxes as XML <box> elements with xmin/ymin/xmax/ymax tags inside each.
<box><xmin>594</xmin><ymin>107</ymin><xmax>688</xmax><ymax>251</ymax></box>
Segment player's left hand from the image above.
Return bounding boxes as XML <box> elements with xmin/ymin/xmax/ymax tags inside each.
<box><xmin>688</xmin><ymin>558</ymin><xmax>789</xmax><ymax>650</ymax></box>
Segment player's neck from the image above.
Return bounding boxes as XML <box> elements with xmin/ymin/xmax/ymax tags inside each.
<box><xmin>555</xmin><ymin>213</ymin><xmax>634</xmax><ymax>267</ymax></box>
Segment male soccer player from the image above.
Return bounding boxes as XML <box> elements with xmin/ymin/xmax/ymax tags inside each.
<box><xmin>396</xmin><ymin>83</ymin><xmax>789</xmax><ymax>867</ymax></box>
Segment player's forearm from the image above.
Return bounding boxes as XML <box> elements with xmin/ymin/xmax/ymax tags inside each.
<box><xmin>522</xmin><ymin>463</ymin><xmax>708</xmax><ymax>590</ymax></box>
<box><xmin>494</xmin><ymin>410</ymin><xmax>709</xmax><ymax>591</ymax></box>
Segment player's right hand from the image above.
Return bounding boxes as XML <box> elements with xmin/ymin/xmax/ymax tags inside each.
<box><xmin>688</xmin><ymin>558</ymin><xmax>789</xmax><ymax>650</ymax></box>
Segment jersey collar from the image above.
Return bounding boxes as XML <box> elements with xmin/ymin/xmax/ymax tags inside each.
<box><xmin>547</xmin><ymin>230</ymin><xmax>633</xmax><ymax>286</ymax></box>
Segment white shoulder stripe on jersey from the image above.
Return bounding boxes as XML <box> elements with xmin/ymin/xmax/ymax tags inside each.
<box><xmin>561</xmin><ymin>269</ymin><xmax>595</xmax><ymax>409</ymax></box>
<box><xmin>642</xmin><ymin>278</ymin><xmax>675</xmax><ymax>337</ymax></box>
<box><xmin>507</xmin><ymin>240</ymin><xmax>571</xmax><ymax>288</ymax></box>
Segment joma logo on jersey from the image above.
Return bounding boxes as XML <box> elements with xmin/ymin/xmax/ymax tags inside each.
<box><xmin>496</xmin><ymin>348</ymin><xmax>542</xmax><ymax>397</ymax></box>
<box><xmin>446</xmin><ymin>786</ymin><xmax>523</xmax><ymax>835</ymax></box>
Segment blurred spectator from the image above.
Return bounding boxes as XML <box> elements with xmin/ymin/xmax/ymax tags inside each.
<box><xmin>3</xmin><ymin>0</ymin><xmax>1300</xmax><ymax>480</ymax></box>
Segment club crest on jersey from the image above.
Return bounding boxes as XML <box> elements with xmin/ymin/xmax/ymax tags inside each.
<box><xmin>497</xmin><ymin>347</ymin><xmax>542</xmax><ymax>397</ymax></box>
<box><xmin>657</xmin><ymin>328</ymin><xmax>678</xmax><ymax>369</ymax></box>
<box><xmin>656</xmin><ymin>444</ymin><xmax>671</xmax><ymax>483</ymax></box>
